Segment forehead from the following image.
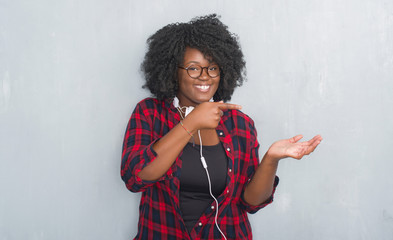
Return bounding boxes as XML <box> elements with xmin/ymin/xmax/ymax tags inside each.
<box><xmin>183</xmin><ymin>47</ymin><xmax>214</xmax><ymax>64</ymax></box>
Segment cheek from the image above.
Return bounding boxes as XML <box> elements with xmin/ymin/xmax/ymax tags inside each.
<box><xmin>179</xmin><ymin>74</ymin><xmax>194</xmax><ymax>86</ymax></box>
<box><xmin>177</xmin><ymin>72</ymin><xmax>186</xmax><ymax>88</ymax></box>
<box><xmin>177</xmin><ymin>74</ymin><xmax>193</xmax><ymax>92</ymax></box>
<box><xmin>214</xmin><ymin>78</ymin><xmax>220</xmax><ymax>88</ymax></box>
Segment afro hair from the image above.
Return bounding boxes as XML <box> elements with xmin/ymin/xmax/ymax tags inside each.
<box><xmin>141</xmin><ymin>14</ymin><xmax>246</xmax><ymax>102</ymax></box>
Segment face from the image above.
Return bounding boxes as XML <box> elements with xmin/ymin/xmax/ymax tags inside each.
<box><xmin>176</xmin><ymin>47</ymin><xmax>220</xmax><ymax>107</ymax></box>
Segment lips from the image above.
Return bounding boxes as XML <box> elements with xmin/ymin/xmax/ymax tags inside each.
<box><xmin>195</xmin><ymin>85</ymin><xmax>210</xmax><ymax>92</ymax></box>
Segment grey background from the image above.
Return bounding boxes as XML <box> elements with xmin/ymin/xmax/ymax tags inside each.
<box><xmin>1</xmin><ymin>0</ymin><xmax>393</xmax><ymax>239</ymax></box>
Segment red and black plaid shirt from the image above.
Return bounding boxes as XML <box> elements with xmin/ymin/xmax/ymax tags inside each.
<box><xmin>121</xmin><ymin>98</ymin><xmax>279</xmax><ymax>240</ymax></box>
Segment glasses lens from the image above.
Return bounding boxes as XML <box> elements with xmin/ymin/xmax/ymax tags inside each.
<box><xmin>208</xmin><ymin>65</ymin><xmax>220</xmax><ymax>77</ymax></box>
<box><xmin>184</xmin><ymin>65</ymin><xmax>220</xmax><ymax>78</ymax></box>
<box><xmin>187</xmin><ymin>65</ymin><xmax>201</xmax><ymax>78</ymax></box>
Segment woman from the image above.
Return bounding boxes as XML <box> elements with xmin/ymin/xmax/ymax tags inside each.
<box><xmin>121</xmin><ymin>14</ymin><xmax>322</xmax><ymax>240</ymax></box>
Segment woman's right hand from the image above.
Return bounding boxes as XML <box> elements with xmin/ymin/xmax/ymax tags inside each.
<box><xmin>183</xmin><ymin>101</ymin><xmax>242</xmax><ymax>131</ymax></box>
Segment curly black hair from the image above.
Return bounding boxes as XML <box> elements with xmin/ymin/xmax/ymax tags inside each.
<box><xmin>141</xmin><ymin>14</ymin><xmax>246</xmax><ymax>102</ymax></box>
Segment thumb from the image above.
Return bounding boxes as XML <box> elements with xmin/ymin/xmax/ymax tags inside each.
<box><xmin>289</xmin><ymin>135</ymin><xmax>303</xmax><ymax>143</ymax></box>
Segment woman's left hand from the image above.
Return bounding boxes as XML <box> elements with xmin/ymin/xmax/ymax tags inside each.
<box><xmin>267</xmin><ymin>135</ymin><xmax>323</xmax><ymax>161</ymax></box>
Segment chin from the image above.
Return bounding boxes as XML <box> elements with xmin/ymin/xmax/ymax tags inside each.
<box><xmin>196</xmin><ymin>96</ymin><xmax>214</xmax><ymax>103</ymax></box>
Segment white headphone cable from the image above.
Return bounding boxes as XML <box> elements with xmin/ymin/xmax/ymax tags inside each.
<box><xmin>198</xmin><ymin>130</ymin><xmax>227</xmax><ymax>240</ymax></box>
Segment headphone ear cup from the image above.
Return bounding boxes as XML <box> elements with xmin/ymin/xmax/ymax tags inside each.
<box><xmin>184</xmin><ymin>106</ymin><xmax>194</xmax><ymax>117</ymax></box>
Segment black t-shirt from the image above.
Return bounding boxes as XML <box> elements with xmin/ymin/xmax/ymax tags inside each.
<box><xmin>179</xmin><ymin>142</ymin><xmax>228</xmax><ymax>233</ymax></box>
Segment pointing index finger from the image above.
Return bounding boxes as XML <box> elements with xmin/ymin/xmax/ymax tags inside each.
<box><xmin>218</xmin><ymin>102</ymin><xmax>242</xmax><ymax>110</ymax></box>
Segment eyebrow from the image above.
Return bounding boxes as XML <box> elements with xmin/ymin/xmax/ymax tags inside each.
<box><xmin>184</xmin><ymin>61</ymin><xmax>200</xmax><ymax>65</ymax></box>
<box><xmin>184</xmin><ymin>61</ymin><xmax>217</xmax><ymax>66</ymax></box>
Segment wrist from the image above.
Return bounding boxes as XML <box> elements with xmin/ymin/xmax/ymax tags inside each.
<box><xmin>181</xmin><ymin>118</ymin><xmax>198</xmax><ymax>135</ymax></box>
<box><xmin>264</xmin><ymin>149</ymin><xmax>281</xmax><ymax>164</ymax></box>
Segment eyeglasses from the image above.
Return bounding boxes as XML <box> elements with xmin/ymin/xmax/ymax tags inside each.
<box><xmin>178</xmin><ymin>64</ymin><xmax>220</xmax><ymax>79</ymax></box>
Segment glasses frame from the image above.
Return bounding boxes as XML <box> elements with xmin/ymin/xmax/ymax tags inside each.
<box><xmin>178</xmin><ymin>65</ymin><xmax>220</xmax><ymax>79</ymax></box>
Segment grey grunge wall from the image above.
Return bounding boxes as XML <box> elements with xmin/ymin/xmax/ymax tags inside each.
<box><xmin>1</xmin><ymin>0</ymin><xmax>392</xmax><ymax>239</ymax></box>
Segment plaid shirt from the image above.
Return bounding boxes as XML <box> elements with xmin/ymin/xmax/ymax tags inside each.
<box><xmin>121</xmin><ymin>98</ymin><xmax>279</xmax><ymax>240</ymax></box>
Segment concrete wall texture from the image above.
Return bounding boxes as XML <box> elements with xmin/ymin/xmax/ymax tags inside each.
<box><xmin>1</xmin><ymin>0</ymin><xmax>392</xmax><ymax>239</ymax></box>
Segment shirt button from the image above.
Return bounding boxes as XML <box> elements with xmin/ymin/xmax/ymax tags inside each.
<box><xmin>227</xmin><ymin>189</ymin><xmax>229</xmax><ymax>194</ymax></box>
<box><xmin>211</xmin><ymin>205</ymin><xmax>215</xmax><ymax>209</ymax></box>
<box><xmin>226</xmin><ymin>148</ymin><xmax>231</xmax><ymax>152</ymax></box>
<box><xmin>229</xmin><ymin>168</ymin><xmax>232</xmax><ymax>172</ymax></box>
<box><xmin>199</xmin><ymin>222</ymin><xmax>202</xmax><ymax>226</ymax></box>
<box><xmin>219</xmin><ymin>132</ymin><xmax>223</xmax><ymax>136</ymax></box>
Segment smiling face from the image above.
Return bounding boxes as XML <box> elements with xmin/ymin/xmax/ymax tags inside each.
<box><xmin>176</xmin><ymin>47</ymin><xmax>220</xmax><ymax>107</ymax></box>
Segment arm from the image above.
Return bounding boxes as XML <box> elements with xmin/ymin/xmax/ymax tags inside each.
<box><xmin>127</xmin><ymin>101</ymin><xmax>242</xmax><ymax>183</ymax></box>
<box><xmin>121</xmin><ymin>101</ymin><xmax>163</xmax><ymax>192</ymax></box>
<box><xmin>243</xmin><ymin>134</ymin><xmax>323</xmax><ymax>206</ymax></box>
<box><xmin>121</xmin><ymin>100</ymin><xmax>194</xmax><ymax>192</ymax></box>
<box><xmin>136</xmin><ymin>119</ymin><xmax>194</xmax><ymax>181</ymax></box>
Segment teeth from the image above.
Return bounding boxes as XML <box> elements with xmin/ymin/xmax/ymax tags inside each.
<box><xmin>196</xmin><ymin>85</ymin><xmax>209</xmax><ymax>90</ymax></box>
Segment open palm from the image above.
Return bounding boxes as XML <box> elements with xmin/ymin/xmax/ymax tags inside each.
<box><xmin>268</xmin><ymin>135</ymin><xmax>323</xmax><ymax>160</ymax></box>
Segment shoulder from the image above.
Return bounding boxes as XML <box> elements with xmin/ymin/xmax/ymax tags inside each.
<box><xmin>133</xmin><ymin>97</ymin><xmax>176</xmax><ymax>120</ymax></box>
<box><xmin>222</xmin><ymin>109</ymin><xmax>257</xmax><ymax>134</ymax></box>
<box><xmin>135</xmin><ymin>97</ymin><xmax>163</xmax><ymax>109</ymax></box>
<box><xmin>134</xmin><ymin>97</ymin><xmax>173</xmax><ymax>111</ymax></box>
<box><xmin>225</xmin><ymin>109</ymin><xmax>255</xmax><ymax>126</ymax></box>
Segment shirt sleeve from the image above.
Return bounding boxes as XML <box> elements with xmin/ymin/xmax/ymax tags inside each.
<box><xmin>238</xmin><ymin>118</ymin><xmax>279</xmax><ymax>214</ymax></box>
<box><xmin>239</xmin><ymin>175</ymin><xmax>279</xmax><ymax>214</ymax></box>
<box><xmin>120</xmin><ymin>101</ymin><xmax>174</xmax><ymax>192</ymax></box>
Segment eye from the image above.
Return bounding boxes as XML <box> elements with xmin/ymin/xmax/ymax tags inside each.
<box><xmin>209</xmin><ymin>66</ymin><xmax>218</xmax><ymax>71</ymax></box>
<box><xmin>187</xmin><ymin>65</ymin><xmax>200</xmax><ymax>71</ymax></box>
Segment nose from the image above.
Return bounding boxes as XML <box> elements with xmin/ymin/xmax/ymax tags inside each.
<box><xmin>198</xmin><ymin>67</ymin><xmax>210</xmax><ymax>80</ymax></box>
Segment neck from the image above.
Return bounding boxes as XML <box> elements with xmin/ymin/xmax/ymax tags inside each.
<box><xmin>173</xmin><ymin>96</ymin><xmax>214</xmax><ymax>108</ymax></box>
<box><xmin>173</xmin><ymin>97</ymin><xmax>195</xmax><ymax>118</ymax></box>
